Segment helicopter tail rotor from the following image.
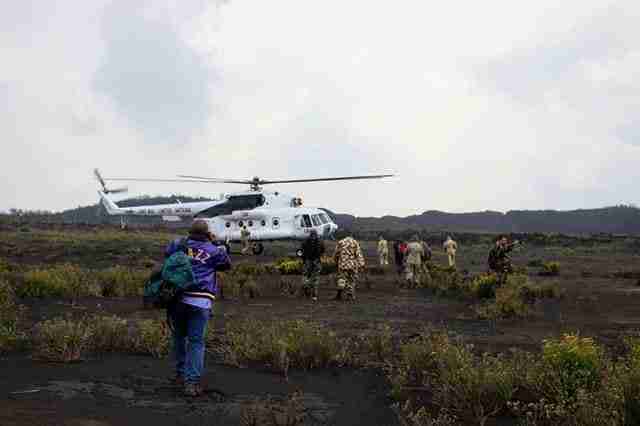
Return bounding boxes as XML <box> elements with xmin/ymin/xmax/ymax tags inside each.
<box><xmin>94</xmin><ymin>169</ymin><xmax>128</xmax><ymax>194</ymax></box>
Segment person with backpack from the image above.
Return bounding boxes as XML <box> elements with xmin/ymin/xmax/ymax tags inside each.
<box><xmin>164</xmin><ymin>220</ymin><xmax>231</xmax><ymax>396</ymax></box>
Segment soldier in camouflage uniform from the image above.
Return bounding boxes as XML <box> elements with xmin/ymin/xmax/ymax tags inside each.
<box><xmin>377</xmin><ymin>236</ymin><xmax>389</xmax><ymax>266</ymax></box>
<box><xmin>488</xmin><ymin>235</ymin><xmax>520</xmax><ymax>286</ymax></box>
<box><xmin>300</xmin><ymin>230</ymin><xmax>324</xmax><ymax>301</ymax></box>
<box><xmin>333</xmin><ymin>235</ymin><xmax>365</xmax><ymax>301</ymax></box>
<box><xmin>405</xmin><ymin>235</ymin><xmax>425</xmax><ymax>287</ymax></box>
<box><xmin>443</xmin><ymin>235</ymin><xmax>458</xmax><ymax>268</ymax></box>
<box><xmin>240</xmin><ymin>226</ymin><xmax>251</xmax><ymax>255</ymax></box>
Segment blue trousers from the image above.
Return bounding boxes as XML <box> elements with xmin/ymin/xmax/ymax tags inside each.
<box><xmin>171</xmin><ymin>302</ymin><xmax>209</xmax><ymax>384</ymax></box>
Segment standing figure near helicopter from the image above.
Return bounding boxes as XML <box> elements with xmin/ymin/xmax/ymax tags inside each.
<box><xmin>443</xmin><ymin>235</ymin><xmax>458</xmax><ymax>268</ymax></box>
<box><xmin>240</xmin><ymin>226</ymin><xmax>251</xmax><ymax>255</ymax></box>
<box><xmin>300</xmin><ymin>230</ymin><xmax>324</xmax><ymax>301</ymax></box>
<box><xmin>333</xmin><ymin>235</ymin><xmax>365</xmax><ymax>301</ymax></box>
<box><xmin>405</xmin><ymin>235</ymin><xmax>426</xmax><ymax>287</ymax></box>
<box><xmin>377</xmin><ymin>236</ymin><xmax>389</xmax><ymax>266</ymax></box>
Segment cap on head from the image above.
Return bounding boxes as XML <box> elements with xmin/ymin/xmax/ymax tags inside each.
<box><xmin>190</xmin><ymin>220</ymin><xmax>209</xmax><ymax>236</ymax></box>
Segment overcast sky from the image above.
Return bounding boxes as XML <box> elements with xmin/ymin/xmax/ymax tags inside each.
<box><xmin>2</xmin><ymin>1</ymin><xmax>639</xmax><ymax>217</ymax></box>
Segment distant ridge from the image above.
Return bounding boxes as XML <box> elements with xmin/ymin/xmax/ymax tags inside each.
<box><xmin>5</xmin><ymin>197</ymin><xmax>640</xmax><ymax>235</ymax></box>
<box><xmin>325</xmin><ymin>205</ymin><xmax>640</xmax><ymax>235</ymax></box>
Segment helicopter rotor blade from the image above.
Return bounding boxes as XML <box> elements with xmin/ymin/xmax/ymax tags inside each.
<box><xmin>176</xmin><ymin>175</ymin><xmax>255</xmax><ymax>184</ymax></box>
<box><xmin>103</xmin><ymin>177</ymin><xmax>223</xmax><ymax>183</ymax></box>
<box><xmin>175</xmin><ymin>174</ymin><xmax>395</xmax><ymax>185</ymax></box>
<box><xmin>259</xmin><ymin>175</ymin><xmax>394</xmax><ymax>184</ymax></box>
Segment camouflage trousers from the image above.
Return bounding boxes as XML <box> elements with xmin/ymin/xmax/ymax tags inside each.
<box><xmin>302</xmin><ymin>260</ymin><xmax>321</xmax><ymax>298</ymax></box>
<box><xmin>405</xmin><ymin>263</ymin><xmax>422</xmax><ymax>287</ymax></box>
<box><xmin>447</xmin><ymin>252</ymin><xmax>456</xmax><ymax>268</ymax></box>
<box><xmin>337</xmin><ymin>269</ymin><xmax>358</xmax><ymax>301</ymax></box>
<box><xmin>378</xmin><ymin>252</ymin><xmax>389</xmax><ymax>266</ymax></box>
<box><xmin>241</xmin><ymin>239</ymin><xmax>250</xmax><ymax>254</ymax></box>
<box><xmin>492</xmin><ymin>263</ymin><xmax>513</xmax><ymax>286</ymax></box>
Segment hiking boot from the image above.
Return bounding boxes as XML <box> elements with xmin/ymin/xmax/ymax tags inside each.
<box><xmin>184</xmin><ymin>382</ymin><xmax>203</xmax><ymax>397</ymax></box>
<box><xmin>311</xmin><ymin>296</ymin><xmax>317</xmax><ymax>302</ymax></box>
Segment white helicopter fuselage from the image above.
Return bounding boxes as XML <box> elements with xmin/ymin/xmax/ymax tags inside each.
<box><xmin>98</xmin><ymin>190</ymin><xmax>338</xmax><ymax>243</ymax></box>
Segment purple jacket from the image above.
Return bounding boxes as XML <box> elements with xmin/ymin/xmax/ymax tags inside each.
<box><xmin>165</xmin><ymin>237</ymin><xmax>231</xmax><ymax>295</ymax></box>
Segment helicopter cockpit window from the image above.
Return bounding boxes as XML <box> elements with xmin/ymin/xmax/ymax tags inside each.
<box><xmin>318</xmin><ymin>214</ymin><xmax>328</xmax><ymax>224</ymax></box>
<box><xmin>311</xmin><ymin>215</ymin><xmax>320</xmax><ymax>226</ymax></box>
<box><xmin>195</xmin><ymin>194</ymin><xmax>265</xmax><ymax>218</ymax></box>
<box><xmin>301</xmin><ymin>215</ymin><xmax>312</xmax><ymax>228</ymax></box>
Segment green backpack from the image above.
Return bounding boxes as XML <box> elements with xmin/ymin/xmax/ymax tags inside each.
<box><xmin>143</xmin><ymin>239</ymin><xmax>196</xmax><ymax>309</ymax></box>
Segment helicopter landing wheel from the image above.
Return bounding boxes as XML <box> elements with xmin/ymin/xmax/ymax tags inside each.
<box><xmin>252</xmin><ymin>242</ymin><xmax>264</xmax><ymax>255</ymax></box>
<box><xmin>296</xmin><ymin>249</ymin><xmax>303</xmax><ymax>258</ymax></box>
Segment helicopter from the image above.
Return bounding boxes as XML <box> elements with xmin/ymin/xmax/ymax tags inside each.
<box><xmin>94</xmin><ymin>169</ymin><xmax>393</xmax><ymax>255</ymax></box>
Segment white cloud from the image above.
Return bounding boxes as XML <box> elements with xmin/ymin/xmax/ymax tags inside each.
<box><xmin>1</xmin><ymin>0</ymin><xmax>639</xmax><ymax>216</ymax></box>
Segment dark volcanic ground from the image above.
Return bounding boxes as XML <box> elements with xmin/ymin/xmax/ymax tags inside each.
<box><xmin>3</xmin><ymin>227</ymin><xmax>640</xmax><ymax>425</ymax></box>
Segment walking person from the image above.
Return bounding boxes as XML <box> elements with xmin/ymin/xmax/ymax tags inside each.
<box><xmin>377</xmin><ymin>236</ymin><xmax>389</xmax><ymax>266</ymax></box>
<box><xmin>165</xmin><ymin>220</ymin><xmax>231</xmax><ymax>396</ymax></box>
<box><xmin>333</xmin><ymin>234</ymin><xmax>365</xmax><ymax>301</ymax></box>
<box><xmin>300</xmin><ymin>230</ymin><xmax>325</xmax><ymax>301</ymax></box>
<box><xmin>443</xmin><ymin>235</ymin><xmax>458</xmax><ymax>268</ymax></box>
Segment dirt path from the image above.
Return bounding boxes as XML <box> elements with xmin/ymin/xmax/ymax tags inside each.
<box><xmin>0</xmin><ymin>355</ymin><xmax>397</xmax><ymax>426</ymax></box>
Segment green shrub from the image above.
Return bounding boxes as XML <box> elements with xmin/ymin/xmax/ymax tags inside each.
<box><xmin>234</xmin><ymin>263</ymin><xmax>270</xmax><ymax>276</ymax></box>
<box><xmin>476</xmin><ymin>283</ymin><xmax>529</xmax><ymax>319</ymax></box>
<box><xmin>275</xmin><ymin>258</ymin><xmax>303</xmax><ymax>275</ymax></box>
<box><xmin>33</xmin><ymin>317</ymin><xmax>92</xmax><ymax>362</ymax></box>
<box><xmin>239</xmin><ymin>391</ymin><xmax>305</xmax><ymax>426</ymax></box>
<box><xmin>540</xmin><ymin>261</ymin><xmax>561</xmax><ymax>276</ymax></box>
<box><xmin>90</xmin><ymin>315</ymin><xmax>130</xmax><ymax>352</ymax></box>
<box><xmin>274</xmin><ymin>257</ymin><xmax>336</xmax><ymax>275</ymax></box>
<box><xmin>620</xmin><ymin>337</ymin><xmax>640</xmax><ymax>424</ymax></box>
<box><xmin>20</xmin><ymin>264</ymin><xmax>100</xmax><ymax>301</ymax></box>
<box><xmin>468</xmin><ymin>274</ymin><xmax>499</xmax><ymax>299</ymax></box>
<box><xmin>393</xmin><ymin>402</ymin><xmax>457</xmax><ymax>426</ymax></box>
<box><xmin>132</xmin><ymin>319</ymin><xmax>170</xmax><ymax>358</ymax></box>
<box><xmin>476</xmin><ymin>275</ymin><xmax>561</xmax><ymax>319</ymax></box>
<box><xmin>97</xmin><ymin>266</ymin><xmax>147</xmax><ymax>297</ymax></box>
<box><xmin>390</xmin><ymin>329</ymin><xmax>516</xmax><ymax>426</ymax></box>
<box><xmin>224</xmin><ymin>318</ymin><xmax>340</xmax><ymax>372</ymax></box>
<box><xmin>541</xmin><ymin>333</ymin><xmax>603</xmax><ymax>401</ymax></box>
<box><xmin>361</xmin><ymin>324</ymin><xmax>394</xmax><ymax>363</ymax></box>
<box><xmin>423</xmin><ymin>265</ymin><xmax>465</xmax><ymax>296</ymax></box>
<box><xmin>0</xmin><ymin>280</ymin><xmax>21</xmax><ymax>353</ymax></box>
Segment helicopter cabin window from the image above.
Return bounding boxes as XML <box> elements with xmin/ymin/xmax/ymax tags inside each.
<box><xmin>238</xmin><ymin>221</ymin><xmax>244</xmax><ymax>228</ymax></box>
<box><xmin>195</xmin><ymin>194</ymin><xmax>265</xmax><ymax>218</ymax></box>
<box><xmin>318</xmin><ymin>214</ymin><xmax>329</xmax><ymax>224</ymax></box>
<box><xmin>272</xmin><ymin>218</ymin><xmax>280</xmax><ymax>228</ymax></box>
<box><xmin>311</xmin><ymin>215</ymin><xmax>320</xmax><ymax>226</ymax></box>
<box><xmin>248</xmin><ymin>220</ymin><xmax>253</xmax><ymax>227</ymax></box>
<box><xmin>261</xmin><ymin>220</ymin><xmax>266</xmax><ymax>227</ymax></box>
<box><xmin>301</xmin><ymin>215</ymin><xmax>312</xmax><ymax>228</ymax></box>
<box><xmin>225</xmin><ymin>222</ymin><xmax>231</xmax><ymax>228</ymax></box>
